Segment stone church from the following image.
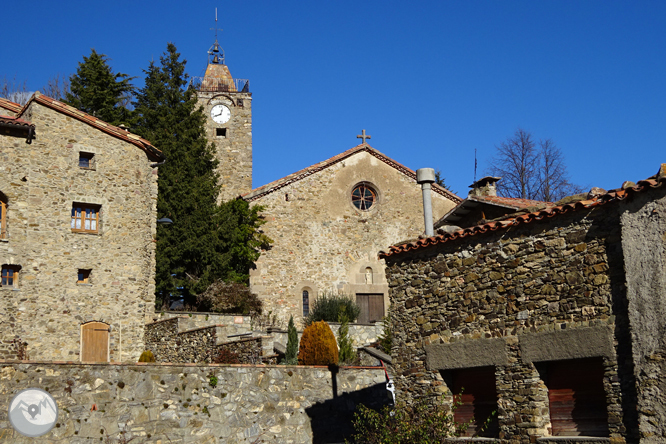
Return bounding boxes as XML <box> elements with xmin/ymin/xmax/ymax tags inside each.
<box><xmin>194</xmin><ymin>40</ymin><xmax>461</xmax><ymax>325</ymax></box>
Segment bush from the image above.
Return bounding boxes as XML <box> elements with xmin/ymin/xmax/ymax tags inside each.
<box><xmin>213</xmin><ymin>348</ymin><xmax>240</xmax><ymax>364</ymax></box>
<box><xmin>282</xmin><ymin>315</ymin><xmax>299</xmax><ymax>365</ymax></box>
<box><xmin>298</xmin><ymin>321</ymin><xmax>338</xmax><ymax>366</ymax></box>
<box><xmin>337</xmin><ymin>309</ymin><xmax>357</xmax><ymax>365</ymax></box>
<box><xmin>377</xmin><ymin>314</ymin><xmax>393</xmax><ymax>355</ymax></box>
<box><xmin>348</xmin><ymin>395</ymin><xmax>474</xmax><ymax>444</ymax></box>
<box><xmin>138</xmin><ymin>350</ymin><xmax>155</xmax><ymax>362</ymax></box>
<box><xmin>305</xmin><ymin>292</ymin><xmax>360</xmax><ymax>326</ymax></box>
<box><xmin>196</xmin><ymin>281</ymin><xmax>262</xmax><ymax>315</ymax></box>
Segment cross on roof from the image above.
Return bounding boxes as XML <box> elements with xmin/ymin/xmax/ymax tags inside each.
<box><xmin>357</xmin><ymin>129</ymin><xmax>371</xmax><ymax>144</ymax></box>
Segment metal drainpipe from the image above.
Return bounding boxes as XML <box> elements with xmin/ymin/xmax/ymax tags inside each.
<box><xmin>416</xmin><ymin>168</ymin><xmax>436</xmax><ymax>237</ymax></box>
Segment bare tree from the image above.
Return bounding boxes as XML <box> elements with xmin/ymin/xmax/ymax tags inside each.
<box><xmin>489</xmin><ymin>128</ymin><xmax>581</xmax><ymax>202</ymax></box>
<box><xmin>41</xmin><ymin>73</ymin><xmax>71</xmax><ymax>101</ymax></box>
<box><xmin>0</xmin><ymin>75</ymin><xmax>30</xmax><ymax>105</ymax></box>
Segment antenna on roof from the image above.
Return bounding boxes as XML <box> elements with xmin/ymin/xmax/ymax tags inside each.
<box><xmin>208</xmin><ymin>7</ymin><xmax>225</xmax><ymax>65</ymax></box>
<box><xmin>474</xmin><ymin>148</ymin><xmax>478</xmax><ymax>183</ymax></box>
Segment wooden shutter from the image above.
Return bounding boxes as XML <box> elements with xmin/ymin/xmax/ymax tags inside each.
<box><xmin>452</xmin><ymin>366</ymin><xmax>499</xmax><ymax>437</ymax></box>
<box><xmin>547</xmin><ymin>358</ymin><xmax>609</xmax><ymax>437</ymax></box>
<box><xmin>356</xmin><ymin>294</ymin><xmax>385</xmax><ymax>324</ymax></box>
<box><xmin>81</xmin><ymin>322</ymin><xmax>109</xmax><ymax>363</ymax></box>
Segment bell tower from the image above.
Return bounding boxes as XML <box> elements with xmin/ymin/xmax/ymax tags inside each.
<box><xmin>195</xmin><ymin>12</ymin><xmax>252</xmax><ymax>202</ymax></box>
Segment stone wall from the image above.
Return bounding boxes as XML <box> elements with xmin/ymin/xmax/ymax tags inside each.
<box><xmin>0</xmin><ymin>100</ymin><xmax>159</xmax><ymax>362</ymax></box>
<box><xmin>0</xmin><ymin>362</ymin><xmax>388</xmax><ymax>443</ymax></box>
<box><xmin>247</xmin><ymin>148</ymin><xmax>458</xmax><ymax>327</ymax></box>
<box><xmin>154</xmin><ymin>311</ymin><xmax>252</xmax><ymax>335</ymax></box>
<box><xmin>271</xmin><ymin>321</ymin><xmax>385</xmax><ymax>351</ymax></box>
<box><xmin>384</xmin><ymin>205</ymin><xmax>638</xmax><ymax>443</ymax></box>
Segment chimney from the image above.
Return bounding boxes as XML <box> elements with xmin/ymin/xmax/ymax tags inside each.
<box><xmin>468</xmin><ymin>176</ymin><xmax>501</xmax><ymax>198</ymax></box>
<box><xmin>416</xmin><ymin>168</ymin><xmax>436</xmax><ymax>237</ymax></box>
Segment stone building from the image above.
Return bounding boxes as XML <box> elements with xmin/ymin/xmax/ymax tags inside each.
<box><xmin>380</xmin><ymin>164</ymin><xmax>666</xmax><ymax>443</ymax></box>
<box><xmin>244</xmin><ymin>143</ymin><xmax>461</xmax><ymax>326</ymax></box>
<box><xmin>0</xmin><ymin>93</ymin><xmax>162</xmax><ymax>363</ymax></box>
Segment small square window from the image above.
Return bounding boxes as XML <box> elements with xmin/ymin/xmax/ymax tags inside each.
<box><xmin>71</xmin><ymin>203</ymin><xmax>100</xmax><ymax>234</ymax></box>
<box><xmin>77</xmin><ymin>269</ymin><xmax>92</xmax><ymax>284</ymax></box>
<box><xmin>1</xmin><ymin>265</ymin><xmax>20</xmax><ymax>289</ymax></box>
<box><xmin>79</xmin><ymin>152</ymin><xmax>95</xmax><ymax>169</ymax></box>
<box><xmin>216</xmin><ymin>128</ymin><xmax>227</xmax><ymax>138</ymax></box>
<box><xmin>237</xmin><ymin>99</ymin><xmax>244</xmax><ymax>107</ymax></box>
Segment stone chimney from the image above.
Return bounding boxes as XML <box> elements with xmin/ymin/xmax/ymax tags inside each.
<box><xmin>468</xmin><ymin>176</ymin><xmax>501</xmax><ymax>198</ymax></box>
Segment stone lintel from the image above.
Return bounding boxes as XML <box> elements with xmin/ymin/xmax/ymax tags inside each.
<box><xmin>520</xmin><ymin>325</ymin><xmax>615</xmax><ymax>364</ymax></box>
<box><xmin>425</xmin><ymin>338</ymin><xmax>508</xmax><ymax>370</ymax></box>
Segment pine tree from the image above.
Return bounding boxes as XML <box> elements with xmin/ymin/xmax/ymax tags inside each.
<box><xmin>337</xmin><ymin>308</ymin><xmax>357</xmax><ymax>365</ymax></box>
<box><xmin>64</xmin><ymin>49</ymin><xmax>134</xmax><ymax>126</ymax></box>
<box><xmin>133</xmin><ymin>43</ymin><xmax>222</xmax><ymax>308</ymax></box>
<box><xmin>283</xmin><ymin>315</ymin><xmax>299</xmax><ymax>365</ymax></box>
<box><xmin>133</xmin><ymin>43</ymin><xmax>270</xmax><ymax>309</ymax></box>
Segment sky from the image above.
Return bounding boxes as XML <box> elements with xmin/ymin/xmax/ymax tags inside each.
<box><xmin>2</xmin><ymin>1</ymin><xmax>665</xmax><ymax>196</ymax></box>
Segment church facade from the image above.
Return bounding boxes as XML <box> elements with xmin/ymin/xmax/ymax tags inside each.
<box><xmin>195</xmin><ymin>42</ymin><xmax>462</xmax><ymax>326</ymax></box>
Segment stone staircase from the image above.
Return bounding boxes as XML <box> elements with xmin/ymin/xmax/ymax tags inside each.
<box><xmin>144</xmin><ymin>315</ymin><xmax>277</xmax><ymax>364</ymax></box>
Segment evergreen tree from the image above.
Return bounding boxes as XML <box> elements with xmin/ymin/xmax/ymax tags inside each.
<box><xmin>64</xmin><ymin>49</ymin><xmax>134</xmax><ymax>126</ymax></box>
<box><xmin>283</xmin><ymin>315</ymin><xmax>299</xmax><ymax>365</ymax></box>
<box><xmin>133</xmin><ymin>43</ymin><xmax>270</xmax><ymax>308</ymax></box>
<box><xmin>337</xmin><ymin>308</ymin><xmax>357</xmax><ymax>365</ymax></box>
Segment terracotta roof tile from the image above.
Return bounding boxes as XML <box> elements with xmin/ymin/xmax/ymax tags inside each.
<box><xmin>0</xmin><ymin>98</ymin><xmax>21</xmax><ymax>114</ymax></box>
<box><xmin>472</xmin><ymin>195</ymin><xmax>554</xmax><ymax>209</ymax></box>
<box><xmin>380</xmin><ymin>170</ymin><xmax>666</xmax><ymax>259</ymax></box>
<box><xmin>18</xmin><ymin>93</ymin><xmax>163</xmax><ymax>161</ymax></box>
<box><xmin>243</xmin><ymin>143</ymin><xmax>462</xmax><ymax>203</ymax></box>
<box><xmin>0</xmin><ymin>115</ymin><xmax>35</xmax><ymax>128</ymax></box>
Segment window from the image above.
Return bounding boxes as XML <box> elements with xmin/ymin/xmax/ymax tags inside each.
<box><xmin>216</xmin><ymin>128</ymin><xmax>227</xmax><ymax>138</ymax></box>
<box><xmin>79</xmin><ymin>152</ymin><xmax>95</xmax><ymax>169</ymax></box>
<box><xmin>71</xmin><ymin>204</ymin><xmax>100</xmax><ymax>233</ymax></box>
<box><xmin>0</xmin><ymin>195</ymin><xmax>6</xmax><ymax>239</ymax></box>
<box><xmin>449</xmin><ymin>366</ymin><xmax>500</xmax><ymax>437</ymax></box>
<box><xmin>237</xmin><ymin>99</ymin><xmax>244</xmax><ymax>107</ymax></box>
<box><xmin>303</xmin><ymin>290</ymin><xmax>310</xmax><ymax>317</ymax></box>
<box><xmin>1</xmin><ymin>265</ymin><xmax>20</xmax><ymax>289</ymax></box>
<box><xmin>77</xmin><ymin>269</ymin><xmax>92</xmax><ymax>284</ymax></box>
<box><xmin>351</xmin><ymin>183</ymin><xmax>377</xmax><ymax>210</ymax></box>
<box><xmin>540</xmin><ymin>358</ymin><xmax>609</xmax><ymax>437</ymax></box>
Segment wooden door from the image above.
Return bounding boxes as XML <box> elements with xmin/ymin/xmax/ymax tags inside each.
<box><xmin>452</xmin><ymin>366</ymin><xmax>499</xmax><ymax>437</ymax></box>
<box><xmin>81</xmin><ymin>322</ymin><xmax>109</xmax><ymax>362</ymax></box>
<box><xmin>356</xmin><ymin>294</ymin><xmax>385</xmax><ymax>323</ymax></box>
<box><xmin>546</xmin><ymin>358</ymin><xmax>609</xmax><ymax>437</ymax></box>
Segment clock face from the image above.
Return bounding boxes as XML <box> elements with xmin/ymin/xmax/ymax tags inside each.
<box><xmin>210</xmin><ymin>104</ymin><xmax>231</xmax><ymax>124</ymax></box>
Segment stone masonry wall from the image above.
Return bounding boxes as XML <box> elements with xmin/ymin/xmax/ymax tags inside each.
<box><xmin>249</xmin><ymin>149</ymin><xmax>458</xmax><ymax>327</ymax></box>
<box><xmin>0</xmin><ymin>362</ymin><xmax>388</xmax><ymax>443</ymax></box>
<box><xmin>0</xmin><ymin>101</ymin><xmax>158</xmax><ymax>362</ymax></box>
<box><xmin>384</xmin><ymin>206</ymin><xmax>635</xmax><ymax>443</ymax></box>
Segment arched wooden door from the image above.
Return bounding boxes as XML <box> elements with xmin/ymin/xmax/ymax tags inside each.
<box><xmin>81</xmin><ymin>322</ymin><xmax>110</xmax><ymax>362</ymax></box>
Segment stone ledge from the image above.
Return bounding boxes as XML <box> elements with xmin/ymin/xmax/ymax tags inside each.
<box><xmin>178</xmin><ymin>324</ymin><xmax>226</xmax><ymax>334</ymax></box>
<box><xmin>536</xmin><ymin>438</ymin><xmax>610</xmax><ymax>444</ymax></box>
<box><xmin>145</xmin><ymin>316</ymin><xmax>187</xmax><ymax>326</ymax></box>
<box><xmin>360</xmin><ymin>346</ymin><xmax>392</xmax><ymax>364</ymax></box>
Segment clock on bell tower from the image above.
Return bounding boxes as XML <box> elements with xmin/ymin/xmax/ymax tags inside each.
<box><xmin>194</xmin><ymin>21</ymin><xmax>252</xmax><ymax>202</ymax></box>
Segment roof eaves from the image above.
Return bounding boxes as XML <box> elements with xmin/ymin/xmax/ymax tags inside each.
<box><xmin>380</xmin><ymin>175</ymin><xmax>666</xmax><ymax>259</ymax></box>
<box><xmin>18</xmin><ymin>93</ymin><xmax>163</xmax><ymax>161</ymax></box>
<box><xmin>243</xmin><ymin>143</ymin><xmax>462</xmax><ymax>203</ymax></box>
<box><xmin>0</xmin><ymin>98</ymin><xmax>22</xmax><ymax>114</ymax></box>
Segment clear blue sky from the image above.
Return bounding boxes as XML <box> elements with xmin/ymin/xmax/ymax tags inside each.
<box><xmin>3</xmin><ymin>1</ymin><xmax>665</xmax><ymax>196</ymax></box>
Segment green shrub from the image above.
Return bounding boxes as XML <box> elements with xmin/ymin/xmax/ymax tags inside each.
<box><xmin>138</xmin><ymin>350</ymin><xmax>155</xmax><ymax>362</ymax></box>
<box><xmin>377</xmin><ymin>314</ymin><xmax>393</xmax><ymax>355</ymax></box>
<box><xmin>348</xmin><ymin>395</ymin><xmax>474</xmax><ymax>444</ymax></box>
<box><xmin>305</xmin><ymin>292</ymin><xmax>360</xmax><ymax>326</ymax></box>
<box><xmin>337</xmin><ymin>309</ymin><xmax>357</xmax><ymax>365</ymax></box>
<box><xmin>298</xmin><ymin>321</ymin><xmax>338</xmax><ymax>366</ymax></box>
<box><xmin>196</xmin><ymin>281</ymin><xmax>262</xmax><ymax>315</ymax></box>
<box><xmin>282</xmin><ymin>315</ymin><xmax>299</xmax><ymax>365</ymax></box>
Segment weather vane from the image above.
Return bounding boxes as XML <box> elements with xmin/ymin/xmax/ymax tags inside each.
<box><xmin>208</xmin><ymin>8</ymin><xmax>225</xmax><ymax>65</ymax></box>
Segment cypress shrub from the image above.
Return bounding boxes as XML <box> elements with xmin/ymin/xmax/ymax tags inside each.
<box><xmin>298</xmin><ymin>321</ymin><xmax>338</xmax><ymax>366</ymax></box>
<box><xmin>337</xmin><ymin>309</ymin><xmax>357</xmax><ymax>365</ymax></box>
<box><xmin>282</xmin><ymin>315</ymin><xmax>299</xmax><ymax>365</ymax></box>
